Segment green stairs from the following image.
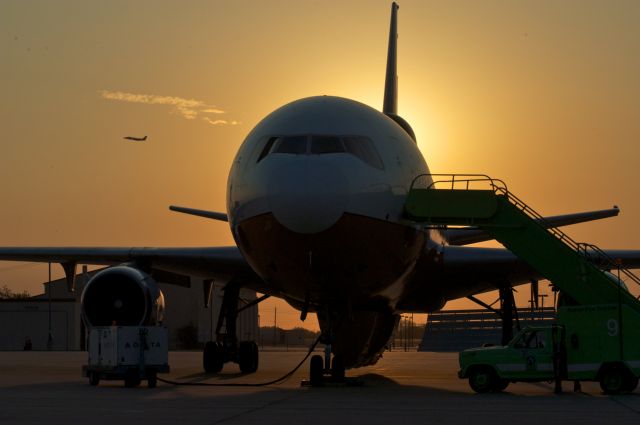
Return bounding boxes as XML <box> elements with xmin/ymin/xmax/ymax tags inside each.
<box><xmin>405</xmin><ymin>174</ymin><xmax>640</xmax><ymax>311</ymax></box>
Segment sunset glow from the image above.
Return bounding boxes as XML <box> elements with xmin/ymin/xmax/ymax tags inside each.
<box><xmin>2</xmin><ymin>0</ymin><xmax>639</xmax><ymax>329</ymax></box>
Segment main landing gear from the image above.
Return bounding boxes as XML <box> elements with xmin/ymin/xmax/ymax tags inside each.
<box><xmin>203</xmin><ymin>340</ymin><xmax>259</xmax><ymax>374</ymax></box>
<box><xmin>202</xmin><ymin>283</ymin><xmax>260</xmax><ymax>374</ymax></box>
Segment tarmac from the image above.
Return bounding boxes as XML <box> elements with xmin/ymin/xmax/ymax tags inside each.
<box><xmin>0</xmin><ymin>349</ymin><xmax>639</xmax><ymax>425</ymax></box>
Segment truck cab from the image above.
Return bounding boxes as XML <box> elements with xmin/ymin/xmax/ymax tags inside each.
<box><xmin>458</xmin><ymin>305</ymin><xmax>640</xmax><ymax>394</ymax></box>
<box><xmin>459</xmin><ymin>326</ymin><xmax>556</xmax><ymax>393</ymax></box>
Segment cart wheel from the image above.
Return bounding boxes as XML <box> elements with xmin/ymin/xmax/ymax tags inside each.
<box><xmin>124</xmin><ymin>370</ymin><xmax>141</xmax><ymax>388</ymax></box>
<box><xmin>147</xmin><ymin>371</ymin><xmax>157</xmax><ymax>389</ymax></box>
<box><xmin>89</xmin><ymin>372</ymin><xmax>100</xmax><ymax>386</ymax></box>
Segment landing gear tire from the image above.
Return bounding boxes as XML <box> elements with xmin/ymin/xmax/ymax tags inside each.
<box><xmin>600</xmin><ymin>366</ymin><xmax>625</xmax><ymax>395</ymax></box>
<box><xmin>492</xmin><ymin>379</ymin><xmax>509</xmax><ymax>392</ymax></box>
<box><xmin>238</xmin><ymin>341</ymin><xmax>259</xmax><ymax>373</ymax></box>
<box><xmin>331</xmin><ymin>356</ymin><xmax>345</xmax><ymax>382</ymax></box>
<box><xmin>203</xmin><ymin>341</ymin><xmax>224</xmax><ymax>373</ymax></box>
<box><xmin>468</xmin><ymin>367</ymin><xmax>496</xmax><ymax>393</ymax></box>
<box><xmin>89</xmin><ymin>372</ymin><xmax>100</xmax><ymax>386</ymax></box>
<box><xmin>310</xmin><ymin>354</ymin><xmax>324</xmax><ymax>387</ymax></box>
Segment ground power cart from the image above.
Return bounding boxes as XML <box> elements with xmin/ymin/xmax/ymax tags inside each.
<box><xmin>83</xmin><ymin>326</ymin><xmax>170</xmax><ymax>388</ymax></box>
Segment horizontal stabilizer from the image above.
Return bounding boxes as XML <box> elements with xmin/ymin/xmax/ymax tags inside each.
<box><xmin>169</xmin><ymin>205</ymin><xmax>228</xmax><ymax>222</ymax></box>
<box><xmin>446</xmin><ymin>207</ymin><xmax>620</xmax><ymax>246</ymax></box>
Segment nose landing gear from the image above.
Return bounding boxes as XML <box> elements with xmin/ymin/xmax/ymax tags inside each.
<box><xmin>303</xmin><ymin>336</ymin><xmax>357</xmax><ymax>387</ymax></box>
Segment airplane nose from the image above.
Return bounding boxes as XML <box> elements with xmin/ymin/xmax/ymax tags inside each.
<box><xmin>268</xmin><ymin>159</ymin><xmax>349</xmax><ymax>234</ymax></box>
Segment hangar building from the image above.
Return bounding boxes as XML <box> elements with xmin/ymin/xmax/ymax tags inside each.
<box><xmin>0</xmin><ymin>267</ymin><xmax>258</xmax><ymax>351</ymax></box>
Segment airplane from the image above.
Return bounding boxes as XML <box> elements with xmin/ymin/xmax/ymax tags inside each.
<box><xmin>0</xmin><ymin>2</ymin><xmax>638</xmax><ymax>383</ymax></box>
<box><xmin>123</xmin><ymin>135</ymin><xmax>147</xmax><ymax>141</ymax></box>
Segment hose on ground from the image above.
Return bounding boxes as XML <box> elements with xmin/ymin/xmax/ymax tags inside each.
<box><xmin>157</xmin><ymin>335</ymin><xmax>322</xmax><ymax>387</ymax></box>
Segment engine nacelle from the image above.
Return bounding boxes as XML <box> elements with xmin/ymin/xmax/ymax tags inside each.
<box><xmin>81</xmin><ymin>266</ymin><xmax>165</xmax><ymax>327</ymax></box>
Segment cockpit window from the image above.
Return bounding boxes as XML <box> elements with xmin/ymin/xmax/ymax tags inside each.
<box><xmin>310</xmin><ymin>136</ymin><xmax>344</xmax><ymax>154</ymax></box>
<box><xmin>257</xmin><ymin>134</ymin><xmax>384</xmax><ymax>170</ymax></box>
<box><xmin>273</xmin><ymin>136</ymin><xmax>308</xmax><ymax>154</ymax></box>
<box><xmin>343</xmin><ymin>136</ymin><xmax>384</xmax><ymax>169</ymax></box>
<box><xmin>256</xmin><ymin>137</ymin><xmax>278</xmax><ymax>163</ymax></box>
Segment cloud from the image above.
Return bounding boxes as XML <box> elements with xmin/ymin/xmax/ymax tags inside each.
<box><xmin>100</xmin><ymin>90</ymin><xmax>238</xmax><ymax>124</ymax></box>
<box><xmin>203</xmin><ymin>117</ymin><xmax>241</xmax><ymax>126</ymax></box>
<box><xmin>201</xmin><ymin>108</ymin><xmax>226</xmax><ymax>114</ymax></box>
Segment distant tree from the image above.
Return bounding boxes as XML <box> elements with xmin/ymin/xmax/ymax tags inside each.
<box><xmin>258</xmin><ymin>326</ymin><xmax>320</xmax><ymax>346</ymax></box>
<box><xmin>0</xmin><ymin>285</ymin><xmax>31</xmax><ymax>299</ymax></box>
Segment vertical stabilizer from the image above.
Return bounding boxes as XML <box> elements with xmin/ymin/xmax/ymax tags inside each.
<box><xmin>383</xmin><ymin>2</ymin><xmax>399</xmax><ymax>115</ymax></box>
<box><xmin>382</xmin><ymin>2</ymin><xmax>417</xmax><ymax>142</ymax></box>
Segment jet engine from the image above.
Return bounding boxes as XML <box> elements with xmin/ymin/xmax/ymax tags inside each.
<box><xmin>80</xmin><ymin>266</ymin><xmax>165</xmax><ymax>327</ymax></box>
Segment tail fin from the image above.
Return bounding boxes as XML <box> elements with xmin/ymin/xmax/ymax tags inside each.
<box><xmin>382</xmin><ymin>2</ymin><xmax>416</xmax><ymax>142</ymax></box>
<box><xmin>383</xmin><ymin>2</ymin><xmax>399</xmax><ymax>115</ymax></box>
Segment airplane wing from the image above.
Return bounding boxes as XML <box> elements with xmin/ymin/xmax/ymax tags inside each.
<box><xmin>398</xmin><ymin>245</ymin><xmax>640</xmax><ymax>312</ymax></box>
<box><xmin>0</xmin><ymin>246</ymin><xmax>268</xmax><ymax>293</ymax></box>
<box><xmin>444</xmin><ymin>207</ymin><xmax>620</xmax><ymax>246</ymax></box>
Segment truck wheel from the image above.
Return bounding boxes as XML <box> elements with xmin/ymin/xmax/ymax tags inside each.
<box><xmin>89</xmin><ymin>372</ymin><xmax>100</xmax><ymax>386</ymax></box>
<box><xmin>600</xmin><ymin>366</ymin><xmax>625</xmax><ymax>394</ymax></box>
<box><xmin>492</xmin><ymin>379</ymin><xmax>509</xmax><ymax>392</ymax></box>
<box><xmin>469</xmin><ymin>367</ymin><xmax>496</xmax><ymax>393</ymax></box>
<box><xmin>622</xmin><ymin>375</ymin><xmax>638</xmax><ymax>393</ymax></box>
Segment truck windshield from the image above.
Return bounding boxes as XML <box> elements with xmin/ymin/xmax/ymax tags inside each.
<box><xmin>514</xmin><ymin>330</ymin><xmax>546</xmax><ymax>349</ymax></box>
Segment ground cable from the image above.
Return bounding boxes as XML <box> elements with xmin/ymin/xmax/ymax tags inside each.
<box><xmin>157</xmin><ymin>335</ymin><xmax>321</xmax><ymax>387</ymax></box>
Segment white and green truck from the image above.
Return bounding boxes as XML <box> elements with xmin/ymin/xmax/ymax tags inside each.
<box><xmin>458</xmin><ymin>304</ymin><xmax>640</xmax><ymax>394</ymax></box>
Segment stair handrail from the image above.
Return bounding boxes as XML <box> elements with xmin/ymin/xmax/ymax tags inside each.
<box><xmin>576</xmin><ymin>243</ymin><xmax>640</xmax><ymax>297</ymax></box>
<box><xmin>494</xmin><ymin>186</ymin><xmax>640</xmax><ymax>293</ymax></box>
<box><xmin>410</xmin><ymin>173</ymin><xmax>505</xmax><ymax>192</ymax></box>
<box><xmin>409</xmin><ymin>173</ymin><xmax>640</xmax><ymax>299</ymax></box>
<box><xmin>491</xmin><ymin>185</ymin><xmax>582</xmax><ymax>252</ymax></box>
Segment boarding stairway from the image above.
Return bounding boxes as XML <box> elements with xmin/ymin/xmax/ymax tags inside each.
<box><xmin>405</xmin><ymin>174</ymin><xmax>640</xmax><ymax>311</ymax></box>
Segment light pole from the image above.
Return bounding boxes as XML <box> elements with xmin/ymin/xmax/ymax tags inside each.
<box><xmin>47</xmin><ymin>262</ymin><xmax>53</xmax><ymax>350</ymax></box>
<box><xmin>273</xmin><ymin>307</ymin><xmax>277</xmax><ymax>347</ymax></box>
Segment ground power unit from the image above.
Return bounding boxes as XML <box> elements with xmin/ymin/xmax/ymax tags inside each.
<box><xmin>82</xmin><ymin>326</ymin><xmax>170</xmax><ymax>388</ymax></box>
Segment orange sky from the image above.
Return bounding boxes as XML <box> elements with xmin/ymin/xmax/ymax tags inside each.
<box><xmin>1</xmin><ymin>0</ymin><xmax>640</xmax><ymax>330</ymax></box>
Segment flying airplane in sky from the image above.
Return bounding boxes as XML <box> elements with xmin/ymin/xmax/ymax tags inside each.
<box><xmin>123</xmin><ymin>135</ymin><xmax>147</xmax><ymax>141</ymax></box>
<box><xmin>0</xmin><ymin>2</ymin><xmax>638</xmax><ymax>383</ymax></box>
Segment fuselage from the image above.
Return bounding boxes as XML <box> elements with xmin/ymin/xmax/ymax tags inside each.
<box><xmin>227</xmin><ymin>96</ymin><xmax>432</xmax><ymax>312</ymax></box>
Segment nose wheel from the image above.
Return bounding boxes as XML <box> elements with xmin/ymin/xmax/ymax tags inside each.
<box><xmin>310</xmin><ymin>354</ymin><xmax>324</xmax><ymax>386</ymax></box>
<box><xmin>304</xmin><ymin>342</ymin><xmax>354</xmax><ymax>387</ymax></box>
